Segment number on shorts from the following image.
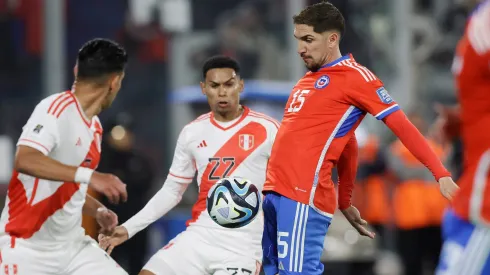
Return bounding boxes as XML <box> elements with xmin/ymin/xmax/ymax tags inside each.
<box><xmin>3</xmin><ymin>264</ymin><xmax>18</xmax><ymax>275</ymax></box>
<box><xmin>277</xmin><ymin>231</ymin><xmax>289</xmax><ymax>259</ymax></box>
<box><xmin>226</xmin><ymin>267</ymin><xmax>252</xmax><ymax>275</ymax></box>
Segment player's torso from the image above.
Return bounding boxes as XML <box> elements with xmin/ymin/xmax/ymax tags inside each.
<box><xmin>452</xmin><ymin>3</ymin><xmax>490</xmax><ymax>226</ymax></box>
<box><xmin>265</xmin><ymin>59</ymin><xmax>367</xmax><ymax>215</ymax></box>
<box><xmin>186</xmin><ymin>108</ymin><xmax>277</xmax><ymax>258</ymax></box>
<box><xmin>0</xmin><ymin>92</ymin><xmax>103</xmax><ymax>244</ymax></box>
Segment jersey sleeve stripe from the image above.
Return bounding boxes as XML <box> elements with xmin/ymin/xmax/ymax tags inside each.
<box><xmin>356</xmin><ymin>63</ymin><xmax>377</xmax><ymax>81</ymax></box>
<box><xmin>49</xmin><ymin>95</ymin><xmax>71</xmax><ymax>116</ymax></box>
<box><xmin>168</xmin><ymin>172</ymin><xmax>194</xmax><ymax>180</ymax></box>
<box><xmin>47</xmin><ymin>92</ymin><xmax>69</xmax><ymax>114</ymax></box>
<box><xmin>186</xmin><ymin>114</ymin><xmax>211</xmax><ymax>126</ymax></box>
<box><xmin>17</xmin><ymin>139</ymin><xmax>50</xmax><ymax>155</ymax></box>
<box><xmin>341</xmin><ymin>61</ymin><xmax>370</xmax><ymax>82</ymax></box>
<box><xmin>375</xmin><ymin>104</ymin><xmax>400</xmax><ymax>120</ymax></box>
<box><xmin>55</xmin><ymin>100</ymin><xmax>75</xmax><ymax>118</ymax></box>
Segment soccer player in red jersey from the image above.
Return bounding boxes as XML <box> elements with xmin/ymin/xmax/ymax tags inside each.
<box><xmin>261</xmin><ymin>2</ymin><xmax>458</xmax><ymax>274</ymax></box>
<box><xmin>434</xmin><ymin>1</ymin><xmax>490</xmax><ymax>274</ymax></box>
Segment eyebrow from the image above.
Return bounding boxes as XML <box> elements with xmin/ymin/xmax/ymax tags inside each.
<box><xmin>209</xmin><ymin>76</ymin><xmax>235</xmax><ymax>85</ymax></box>
<box><xmin>293</xmin><ymin>34</ymin><xmax>314</xmax><ymax>40</ymax></box>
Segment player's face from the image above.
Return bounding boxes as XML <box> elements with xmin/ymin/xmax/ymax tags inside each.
<box><xmin>200</xmin><ymin>68</ymin><xmax>244</xmax><ymax>116</ymax></box>
<box><xmin>294</xmin><ymin>24</ymin><xmax>340</xmax><ymax>72</ymax></box>
<box><xmin>102</xmin><ymin>72</ymin><xmax>125</xmax><ymax>110</ymax></box>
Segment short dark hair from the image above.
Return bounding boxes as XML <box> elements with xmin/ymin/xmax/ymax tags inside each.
<box><xmin>293</xmin><ymin>1</ymin><xmax>345</xmax><ymax>35</ymax></box>
<box><xmin>76</xmin><ymin>38</ymin><xmax>128</xmax><ymax>83</ymax></box>
<box><xmin>202</xmin><ymin>55</ymin><xmax>241</xmax><ymax>79</ymax></box>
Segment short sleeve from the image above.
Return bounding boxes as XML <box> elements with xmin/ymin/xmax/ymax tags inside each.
<box><xmin>344</xmin><ymin>79</ymin><xmax>400</xmax><ymax>120</ymax></box>
<box><xmin>167</xmin><ymin>126</ymin><xmax>196</xmax><ymax>184</ymax></box>
<box><xmin>17</xmin><ymin>103</ymin><xmax>60</xmax><ymax>155</ymax></box>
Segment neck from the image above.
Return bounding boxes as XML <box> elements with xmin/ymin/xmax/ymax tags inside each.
<box><xmin>72</xmin><ymin>82</ymin><xmax>107</xmax><ymax>120</ymax></box>
<box><xmin>321</xmin><ymin>48</ymin><xmax>343</xmax><ymax>67</ymax></box>
<box><xmin>213</xmin><ymin>105</ymin><xmax>244</xmax><ymax>122</ymax></box>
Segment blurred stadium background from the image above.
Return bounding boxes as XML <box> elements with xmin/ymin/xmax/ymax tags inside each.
<box><xmin>0</xmin><ymin>0</ymin><xmax>468</xmax><ymax>274</ymax></box>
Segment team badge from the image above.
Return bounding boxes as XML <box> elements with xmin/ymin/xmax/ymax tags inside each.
<box><xmin>314</xmin><ymin>75</ymin><xmax>330</xmax><ymax>89</ymax></box>
<box><xmin>239</xmin><ymin>134</ymin><xmax>254</xmax><ymax>151</ymax></box>
<box><xmin>33</xmin><ymin>124</ymin><xmax>43</xmax><ymax>134</ymax></box>
<box><xmin>376</xmin><ymin>87</ymin><xmax>393</xmax><ymax>104</ymax></box>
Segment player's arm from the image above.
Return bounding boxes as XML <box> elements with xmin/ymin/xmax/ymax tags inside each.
<box><xmin>15</xmin><ymin>103</ymin><xmax>127</xmax><ymax>204</ymax></box>
<box><xmin>344</xmin><ymin>80</ymin><xmax>458</xmax><ymax>199</ymax></box>
<box><xmin>382</xmin><ymin>111</ymin><xmax>451</xmax><ymax>180</ymax></box>
<box><xmin>82</xmin><ymin>193</ymin><xmax>106</xmax><ymax>217</ymax></box>
<box><xmin>337</xmin><ymin>136</ymin><xmax>376</xmax><ymax>238</ymax></box>
<box><xmin>337</xmin><ymin>134</ymin><xmax>358</xmax><ymax>210</ymax></box>
<box><xmin>121</xmin><ymin>127</ymin><xmax>196</xmax><ymax>239</ymax></box>
<box><xmin>16</xmin><ymin>146</ymin><xmax>79</xmax><ymax>182</ymax></box>
<box><xmin>83</xmin><ymin>194</ymin><xmax>118</xmax><ymax>234</ymax></box>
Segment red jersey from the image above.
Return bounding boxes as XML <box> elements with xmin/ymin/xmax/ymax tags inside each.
<box><xmin>264</xmin><ymin>55</ymin><xmax>399</xmax><ymax>216</ymax></box>
<box><xmin>451</xmin><ymin>0</ymin><xmax>490</xmax><ymax>225</ymax></box>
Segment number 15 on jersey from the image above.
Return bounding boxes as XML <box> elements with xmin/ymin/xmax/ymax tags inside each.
<box><xmin>287</xmin><ymin>90</ymin><xmax>310</xmax><ymax>113</ymax></box>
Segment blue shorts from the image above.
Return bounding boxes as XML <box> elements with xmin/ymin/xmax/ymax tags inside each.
<box><xmin>436</xmin><ymin>209</ymin><xmax>490</xmax><ymax>275</ymax></box>
<box><xmin>261</xmin><ymin>192</ymin><xmax>332</xmax><ymax>275</ymax></box>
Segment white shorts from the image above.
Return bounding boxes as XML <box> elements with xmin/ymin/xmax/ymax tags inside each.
<box><xmin>0</xmin><ymin>235</ymin><xmax>128</xmax><ymax>275</ymax></box>
<box><xmin>143</xmin><ymin>229</ymin><xmax>261</xmax><ymax>275</ymax></box>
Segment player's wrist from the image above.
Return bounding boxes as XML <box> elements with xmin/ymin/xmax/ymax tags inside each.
<box><xmin>74</xmin><ymin>167</ymin><xmax>94</xmax><ymax>184</ymax></box>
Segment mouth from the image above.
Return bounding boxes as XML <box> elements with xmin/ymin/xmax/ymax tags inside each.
<box><xmin>218</xmin><ymin>101</ymin><xmax>229</xmax><ymax>108</ymax></box>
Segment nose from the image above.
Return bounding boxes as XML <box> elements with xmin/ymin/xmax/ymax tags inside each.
<box><xmin>218</xmin><ymin>86</ymin><xmax>227</xmax><ymax>97</ymax></box>
<box><xmin>297</xmin><ymin>41</ymin><xmax>306</xmax><ymax>56</ymax></box>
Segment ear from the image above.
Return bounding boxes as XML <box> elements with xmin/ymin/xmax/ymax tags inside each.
<box><xmin>200</xmin><ymin>81</ymin><xmax>206</xmax><ymax>95</ymax></box>
<box><xmin>239</xmin><ymin>79</ymin><xmax>244</xmax><ymax>94</ymax></box>
<box><xmin>328</xmin><ymin>32</ymin><xmax>340</xmax><ymax>46</ymax></box>
<box><xmin>109</xmin><ymin>73</ymin><xmax>123</xmax><ymax>92</ymax></box>
<box><xmin>73</xmin><ymin>64</ymin><xmax>78</xmax><ymax>77</ymax></box>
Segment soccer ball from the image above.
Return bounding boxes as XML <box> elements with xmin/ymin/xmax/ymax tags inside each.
<box><xmin>206</xmin><ymin>177</ymin><xmax>260</xmax><ymax>229</ymax></box>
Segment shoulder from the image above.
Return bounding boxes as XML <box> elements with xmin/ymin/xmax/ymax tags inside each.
<box><xmin>247</xmin><ymin>109</ymin><xmax>280</xmax><ymax>130</ymax></box>
<box><xmin>333</xmin><ymin>59</ymin><xmax>381</xmax><ymax>86</ymax></box>
<box><xmin>186</xmin><ymin>112</ymin><xmax>211</xmax><ymax>128</ymax></box>
<box><xmin>180</xmin><ymin>112</ymin><xmax>212</xmax><ymax>141</ymax></box>
<box><xmin>33</xmin><ymin>92</ymin><xmax>70</xmax><ymax>114</ymax></box>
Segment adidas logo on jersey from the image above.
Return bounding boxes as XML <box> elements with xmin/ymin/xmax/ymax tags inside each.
<box><xmin>197</xmin><ymin>140</ymin><xmax>208</xmax><ymax>148</ymax></box>
<box><xmin>278</xmin><ymin>261</ymin><xmax>285</xmax><ymax>270</ymax></box>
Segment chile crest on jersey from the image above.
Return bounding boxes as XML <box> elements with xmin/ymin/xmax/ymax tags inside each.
<box><xmin>314</xmin><ymin>75</ymin><xmax>330</xmax><ymax>89</ymax></box>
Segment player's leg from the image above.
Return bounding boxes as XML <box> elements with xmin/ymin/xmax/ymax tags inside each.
<box><xmin>275</xmin><ymin>194</ymin><xmax>332</xmax><ymax>275</ymax></box>
<box><xmin>262</xmin><ymin>192</ymin><xmax>280</xmax><ymax>275</ymax></box>
<box><xmin>141</xmin><ymin>230</ymin><xmax>207</xmax><ymax>275</ymax></box>
<box><xmin>62</xmin><ymin>236</ymin><xmax>128</xmax><ymax>275</ymax></box>
<box><xmin>436</xmin><ymin>210</ymin><xmax>490</xmax><ymax>275</ymax></box>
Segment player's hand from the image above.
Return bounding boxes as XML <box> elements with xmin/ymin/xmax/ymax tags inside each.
<box><xmin>439</xmin><ymin>176</ymin><xmax>459</xmax><ymax>200</ymax></box>
<box><xmin>98</xmin><ymin>226</ymin><xmax>129</xmax><ymax>255</ymax></box>
<box><xmin>95</xmin><ymin>207</ymin><xmax>118</xmax><ymax>235</ymax></box>
<box><xmin>340</xmin><ymin>205</ymin><xmax>375</xmax><ymax>239</ymax></box>
<box><xmin>89</xmin><ymin>172</ymin><xmax>128</xmax><ymax>204</ymax></box>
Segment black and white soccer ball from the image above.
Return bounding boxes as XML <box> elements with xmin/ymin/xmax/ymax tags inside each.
<box><xmin>206</xmin><ymin>177</ymin><xmax>260</xmax><ymax>229</ymax></box>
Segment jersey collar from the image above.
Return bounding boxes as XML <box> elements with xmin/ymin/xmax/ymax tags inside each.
<box><xmin>320</xmin><ymin>54</ymin><xmax>351</xmax><ymax>69</ymax></box>
<box><xmin>210</xmin><ymin>106</ymin><xmax>250</xmax><ymax>131</ymax></box>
